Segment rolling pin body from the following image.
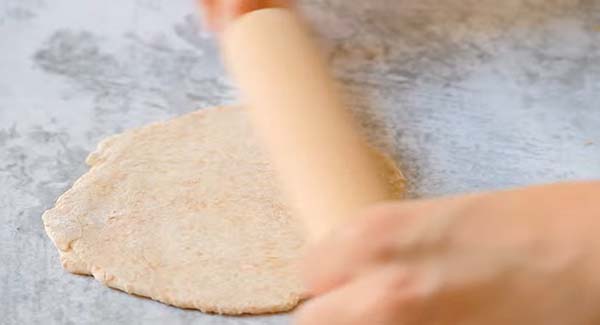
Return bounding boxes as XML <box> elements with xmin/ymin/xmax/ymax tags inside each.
<box><xmin>222</xmin><ymin>8</ymin><xmax>392</xmax><ymax>239</ymax></box>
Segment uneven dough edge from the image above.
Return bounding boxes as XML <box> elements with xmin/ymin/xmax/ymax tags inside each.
<box><xmin>53</xmin><ymin>251</ymin><xmax>303</xmax><ymax>314</ymax></box>
<box><xmin>86</xmin><ymin>263</ymin><xmax>303</xmax><ymax>315</ymax></box>
<box><xmin>41</xmin><ymin>106</ymin><xmax>405</xmax><ymax>315</ymax></box>
<box><xmin>41</xmin><ymin>107</ymin><xmax>305</xmax><ymax>315</ymax></box>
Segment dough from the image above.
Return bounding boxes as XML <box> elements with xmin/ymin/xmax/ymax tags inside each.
<box><xmin>42</xmin><ymin>106</ymin><xmax>405</xmax><ymax>315</ymax></box>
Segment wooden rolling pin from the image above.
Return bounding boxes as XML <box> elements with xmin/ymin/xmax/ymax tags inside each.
<box><xmin>222</xmin><ymin>8</ymin><xmax>393</xmax><ymax>240</ymax></box>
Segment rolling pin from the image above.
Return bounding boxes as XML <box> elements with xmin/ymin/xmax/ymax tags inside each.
<box><xmin>221</xmin><ymin>8</ymin><xmax>393</xmax><ymax>240</ymax></box>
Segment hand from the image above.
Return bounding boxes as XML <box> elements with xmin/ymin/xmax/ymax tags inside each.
<box><xmin>198</xmin><ymin>0</ymin><xmax>294</xmax><ymax>32</ymax></box>
<box><xmin>296</xmin><ymin>182</ymin><xmax>600</xmax><ymax>325</ymax></box>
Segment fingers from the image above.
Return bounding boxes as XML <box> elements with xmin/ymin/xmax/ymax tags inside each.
<box><xmin>295</xmin><ymin>264</ymin><xmax>427</xmax><ymax>325</ymax></box>
<box><xmin>303</xmin><ymin>196</ymin><xmax>471</xmax><ymax>296</ymax></box>
<box><xmin>302</xmin><ymin>203</ymin><xmax>411</xmax><ymax>296</ymax></box>
<box><xmin>198</xmin><ymin>0</ymin><xmax>295</xmax><ymax>33</ymax></box>
<box><xmin>298</xmin><ymin>196</ymin><xmax>479</xmax><ymax>325</ymax></box>
<box><xmin>199</xmin><ymin>0</ymin><xmax>219</xmax><ymax>31</ymax></box>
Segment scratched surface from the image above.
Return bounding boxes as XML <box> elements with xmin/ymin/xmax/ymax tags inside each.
<box><xmin>1</xmin><ymin>0</ymin><xmax>599</xmax><ymax>324</ymax></box>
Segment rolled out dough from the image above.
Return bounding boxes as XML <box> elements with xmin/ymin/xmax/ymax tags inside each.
<box><xmin>42</xmin><ymin>106</ymin><xmax>405</xmax><ymax>315</ymax></box>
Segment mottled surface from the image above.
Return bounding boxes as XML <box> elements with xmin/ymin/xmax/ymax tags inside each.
<box><xmin>1</xmin><ymin>0</ymin><xmax>599</xmax><ymax>324</ymax></box>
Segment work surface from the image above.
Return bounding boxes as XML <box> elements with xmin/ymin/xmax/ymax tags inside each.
<box><xmin>1</xmin><ymin>0</ymin><xmax>599</xmax><ymax>324</ymax></box>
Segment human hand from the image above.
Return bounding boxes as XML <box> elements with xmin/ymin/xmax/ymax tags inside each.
<box><xmin>198</xmin><ymin>0</ymin><xmax>294</xmax><ymax>32</ymax></box>
<box><xmin>296</xmin><ymin>182</ymin><xmax>600</xmax><ymax>325</ymax></box>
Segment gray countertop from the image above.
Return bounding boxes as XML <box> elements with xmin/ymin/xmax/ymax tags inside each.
<box><xmin>1</xmin><ymin>0</ymin><xmax>599</xmax><ymax>324</ymax></box>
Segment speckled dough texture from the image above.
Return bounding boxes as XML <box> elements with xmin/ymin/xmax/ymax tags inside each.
<box><xmin>42</xmin><ymin>106</ymin><xmax>405</xmax><ymax>315</ymax></box>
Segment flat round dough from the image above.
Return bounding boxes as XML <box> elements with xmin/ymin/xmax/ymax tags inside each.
<box><xmin>42</xmin><ymin>106</ymin><xmax>405</xmax><ymax>315</ymax></box>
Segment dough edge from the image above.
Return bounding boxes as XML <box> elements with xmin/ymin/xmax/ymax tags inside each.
<box><xmin>42</xmin><ymin>106</ymin><xmax>405</xmax><ymax>315</ymax></box>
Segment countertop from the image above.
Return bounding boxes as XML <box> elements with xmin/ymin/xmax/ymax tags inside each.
<box><xmin>1</xmin><ymin>0</ymin><xmax>599</xmax><ymax>324</ymax></box>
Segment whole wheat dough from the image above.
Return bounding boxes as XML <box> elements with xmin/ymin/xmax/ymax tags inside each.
<box><xmin>42</xmin><ymin>106</ymin><xmax>405</xmax><ymax>315</ymax></box>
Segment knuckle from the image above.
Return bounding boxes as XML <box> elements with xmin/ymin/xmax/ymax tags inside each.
<box><xmin>373</xmin><ymin>270</ymin><xmax>427</xmax><ymax>316</ymax></box>
<box><xmin>350</xmin><ymin>204</ymin><xmax>401</xmax><ymax>239</ymax></box>
<box><xmin>344</xmin><ymin>204</ymin><xmax>409</xmax><ymax>260</ymax></box>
